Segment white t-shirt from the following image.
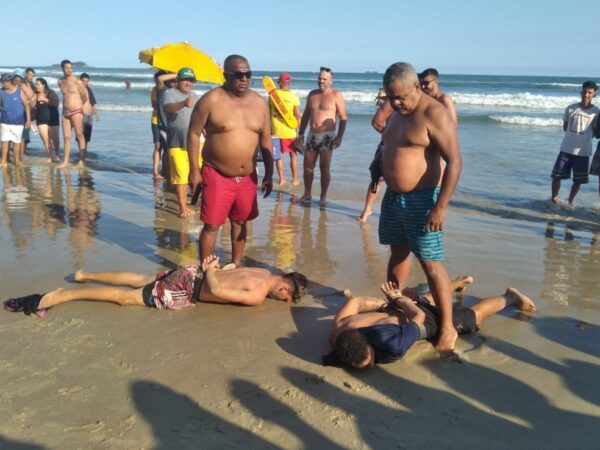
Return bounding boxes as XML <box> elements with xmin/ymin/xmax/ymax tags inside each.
<box><xmin>559</xmin><ymin>103</ymin><xmax>600</xmax><ymax>157</ymax></box>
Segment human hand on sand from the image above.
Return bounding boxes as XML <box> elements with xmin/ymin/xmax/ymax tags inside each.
<box><xmin>425</xmin><ymin>205</ymin><xmax>446</xmax><ymax>232</ymax></box>
<box><xmin>202</xmin><ymin>255</ymin><xmax>220</xmax><ymax>272</ymax></box>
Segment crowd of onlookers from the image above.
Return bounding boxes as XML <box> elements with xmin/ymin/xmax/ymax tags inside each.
<box><xmin>0</xmin><ymin>63</ymin><xmax>98</xmax><ymax>168</ymax></box>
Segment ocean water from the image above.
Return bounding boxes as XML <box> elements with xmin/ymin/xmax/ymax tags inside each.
<box><xmin>2</xmin><ymin>65</ymin><xmax>599</xmax><ymax>236</ymax></box>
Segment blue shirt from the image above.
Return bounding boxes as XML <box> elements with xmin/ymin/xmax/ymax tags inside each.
<box><xmin>358</xmin><ymin>322</ymin><xmax>421</xmax><ymax>363</ymax></box>
<box><xmin>0</xmin><ymin>88</ymin><xmax>25</xmax><ymax>125</ymax></box>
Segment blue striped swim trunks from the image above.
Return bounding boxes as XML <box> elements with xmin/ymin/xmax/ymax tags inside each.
<box><xmin>378</xmin><ymin>187</ymin><xmax>444</xmax><ymax>261</ymax></box>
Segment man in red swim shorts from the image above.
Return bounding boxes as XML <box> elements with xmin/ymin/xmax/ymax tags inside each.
<box><xmin>188</xmin><ymin>55</ymin><xmax>274</xmax><ymax>267</ymax></box>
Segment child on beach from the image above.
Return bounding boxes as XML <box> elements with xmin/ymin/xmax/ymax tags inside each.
<box><xmin>3</xmin><ymin>255</ymin><xmax>308</xmax><ymax>317</ymax></box>
<box><xmin>326</xmin><ymin>276</ymin><xmax>536</xmax><ymax>369</ymax></box>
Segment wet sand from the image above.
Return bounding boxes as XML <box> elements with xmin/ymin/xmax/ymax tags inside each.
<box><xmin>1</xmin><ymin>161</ymin><xmax>599</xmax><ymax>449</ymax></box>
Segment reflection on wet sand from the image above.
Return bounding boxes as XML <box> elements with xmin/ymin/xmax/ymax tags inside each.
<box><xmin>153</xmin><ymin>201</ymin><xmax>199</xmax><ymax>268</ymax></box>
<box><xmin>267</xmin><ymin>192</ymin><xmax>299</xmax><ymax>271</ymax></box>
<box><xmin>64</xmin><ymin>168</ymin><xmax>101</xmax><ymax>269</ymax></box>
<box><xmin>297</xmin><ymin>204</ymin><xmax>336</xmax><ymax>278</ymax></box>
<box><xmin>542</xmin><ymin>222</ymin><xmax>600</xmax><ymax>310</ymax></box>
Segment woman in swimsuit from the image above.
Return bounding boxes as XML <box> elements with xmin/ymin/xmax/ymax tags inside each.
<box><xmin>34</xmin><ymin>78</ymin><xmax>61</xmax><ymax>162</ymax></box>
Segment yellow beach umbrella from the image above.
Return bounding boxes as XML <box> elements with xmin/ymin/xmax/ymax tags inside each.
<box><xmin>139</xmin><ymin>42</ymin><xmax>224</xmax><ymax>84</ymax></box>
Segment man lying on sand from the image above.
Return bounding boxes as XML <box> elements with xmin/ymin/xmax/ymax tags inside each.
<box><xmin>325</xmin><ymin>276</ymin><xmax>536</xmax><ymax>369</ymax></box>
<box><xmin>3</xmin><ymin>255</ymin><xmax>308</xmax><ymax>317</ymax></box>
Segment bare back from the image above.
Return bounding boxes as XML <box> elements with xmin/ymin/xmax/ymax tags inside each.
<box><xmin>382</xmin><ymin>95</ymin><xmax>452</xmax><ymax>193</ymax></box>
<box><xmin>307</xmin><ymin>88</ymin><xmax>342</xmax><ymax>133</ymax></box>
<box><xmin>198</xmin><ymin>267</ymin><xmax>273</xmax><ymax>303</ymax></box>
<box><xmin>197</xmin><ymin>87</ymin><xmax>269</xmax><ymax>177</ymax></box>
<box><xmin>59</xmin><ymin>76</ymin><xmax>86</xmax><ymax>111</ymax></box>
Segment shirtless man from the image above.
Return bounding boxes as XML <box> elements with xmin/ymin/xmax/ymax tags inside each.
<box><xmin>295</xmin><ymin>67</ymin><xmax>347</xmax><ymax>207</ymax></box>
<box><xmin>327</xmin><ymin>277</ymin><xmax>536</xmax><ymax>369</ymax></box>
<box><xmin>11</xmin><ymin>69</ymin><xmax>35</xmax><ymax>159</ymax></box>
<box><xmin>188</xmin><ymin>54</ymin><xmax>274</xmax><ymax>267</ymax></box>
<box><xmin>357</xmin><ymin>99</ymin><xmax>393</xmax><ymax>222</ymax></box>
<box><xmin>57</xmin><ymin>59</ymin><xmax>88</xmax><ymax>168</ymax></box>
<box><xmin>420</xmin><ymin>68</ymin><xmax>458</xmax><ymax>128</ymax></box>
<box><xmin>379</xmin><ymin>62</ymin><xmax>462</xmax><ymax>352</ymax></box>
<box><xmin>3</xmin><ymin>255</ymin><xmax>308</xmax><ymax>317</ymax></box>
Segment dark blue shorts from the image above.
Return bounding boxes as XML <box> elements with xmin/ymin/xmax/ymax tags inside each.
<box><xmin>551</xmin><ymin>152</ymin><xmax>589</xmax><ymax>183</ymax></box>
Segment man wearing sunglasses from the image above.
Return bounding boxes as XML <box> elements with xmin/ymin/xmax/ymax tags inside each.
<box><xmin>188</xmin><ymin>54</ymin><xmax>274</xmax><ymax>267</ymax></box>
<box><xmin>295</xmin><ymin>66</ymin><xmax>347</xmax><ymax>207</ymax></box>
<box><xmin>420</xmin><ymin>68</ymin><xmax>457</xmax><ymax>128</ymax></box>
<box><xmin>379</xmin><ymin>62</ymin><xmax>462</xmax><ymax>353</ymax></box>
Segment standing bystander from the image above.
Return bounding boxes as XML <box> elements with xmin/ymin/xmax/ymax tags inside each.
<box><xmin>57</xmin><ymin>60</ymin><xmax>88</xmax><ymax>168</ymax></box>
<box><xmin>187</xmin><ymin>54</ymin><xmax>274</xmax><ymax>267</ymax></box>
<box><xmin>295</xmin><ymin>67</ymin><xmax>347</xmax><ymax>207</ymax></box>
<box><xmin>80</xmin><ymin>73</ymin><xmax>99</xmax><ymax>152</ymax></box>
<box><xmin>0</xmin><ymin>74</ymin><xmax>31</xmax><ymax>166</ymax></box>
<box><xmin>270</xmin><ymin>73</ymin><xmax>301</xmax><ymax>185</ymax></box>
<box><xmin>163</xmin><ymin>67</ymin><xmax>200</xmax><ymax>218</ymax></box>
<box><xmin>551</xmin><ymin>80</ymin><xmax>599</xmax><ymax>206</ymax></box>
<box><xmin>379</xmin><ymin>62</ymin><xmax>462</xmax><ymax>352</ymax></box>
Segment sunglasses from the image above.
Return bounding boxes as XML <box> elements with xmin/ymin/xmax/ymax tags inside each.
<box><xmin>320</xmin><ymin>66</ymin><xmax>332</xmax><ymax>73</ymax></box>
<box><xmin>226</xmin><ymin>70</ymin><xmax>252</xmax><ymax>80</ymax></box>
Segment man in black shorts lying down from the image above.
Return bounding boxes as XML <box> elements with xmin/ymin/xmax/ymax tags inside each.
<box><xmin>326</xmin><ymin>276</ymin><xmax>536</xmax><ymax>369</ymax></box>
<box><xmin>4</xmin><ymin>255</ymin><xmax>308</xmax><ymax>317</ymax></box>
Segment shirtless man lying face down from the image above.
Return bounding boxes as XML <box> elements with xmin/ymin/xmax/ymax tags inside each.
<box><xmin>4</xmin><ymin>255</ymin><xmax>308</xmax><ymax>317</ymax></box>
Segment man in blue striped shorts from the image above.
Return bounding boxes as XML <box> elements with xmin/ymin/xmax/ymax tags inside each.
<box><xmin>378</xmin><ymin>62</ymin><xmax>462</xmax><ymax>352</ymax></box>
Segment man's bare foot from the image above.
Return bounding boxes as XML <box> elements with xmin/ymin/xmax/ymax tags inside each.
<box><xmin>0</xmin><ymin>161</ymin><xmax>7</xmax><ymax>167</ymax></box>
<box><xmin>356</xmin><ymin>210</ymin><xmax>372</xmax><ymax>222</ymax></box>
<box><xmin>435</xmin><ymin>327</ymin><xmax>458</xmax><ymax>352</ymax></box>
<box><xmin>278</xmin><ymin>179</ymin><xmax>287</xmax><ymax>186</ymax></box>
<box><xmin>73</xmin><ymin>270</ymin><xmax>88</xmax><ymax>283</ymax></box>
<box><xmin>551</xmin><ymin>196</ymin><xmax>560</xmax><ymax>204</ymax></box>
<box><xmin>46</xmin><ymin>158</ymin><xmax>52</xmax><ymax>163</ymax></box>
<box><xmin>319</xmin><ymin>197</ymin><xmax>327</xmax><ymax>208</ymax></box>
<box><xmin>505</xmin><ymin>287</ymin><xmax>536</xmax><ymax>312</ymax></box>
<box><xmin>77</xmin><ymin>160</ymin><xmax>85</xmax><ymax>168</ymax></box>
<box><xmin>452</xmin><ymin>275</ymin><xmax>475</xmax><ymax>293</ymax></box>
<box><xmin>57</xmin><ymin>161</ymin><xmax>70</xmax><ymax>169</ymax></box>
<box><xmin>38</xmin><ymin>288</ymin><xmax>65</xmax><ymax>310</ymax></box>
<box><xmin>291</xmin><ymin>179</ymin><xmax>301</xmax><ymax>186</ymax></box>
<box><xmin>153</xmin><ymin>173</ymin><xmax>165</xmax><ymax>180</ymax></box>
<box><xmin>292</xmin><ymin>195</ymin><xmax>311</xmax><ymax>205</ymax></box>
<box><xmin>178</xmin><ymin>208</ymin><xmax>194</xmax><ymax>218</ymax></box>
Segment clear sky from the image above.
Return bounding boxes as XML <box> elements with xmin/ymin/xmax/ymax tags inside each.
<box><xmin>3</xmin><ymin>0</ymin><xmax>599</xmax><ymax>76</ymax></box>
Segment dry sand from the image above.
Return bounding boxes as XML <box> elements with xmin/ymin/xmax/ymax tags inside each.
<box><xmin>0</xmin><ymin>163</ymin><xmax>599</xmax><ymax>449</ymax></box>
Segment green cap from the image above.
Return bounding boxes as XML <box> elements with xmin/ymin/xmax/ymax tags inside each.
<box><xmin>177</xmin><ymin>67</ymin><xmax>196</xmax><ymax>81</ymax></box>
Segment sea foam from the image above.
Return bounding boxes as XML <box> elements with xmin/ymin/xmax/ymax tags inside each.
<box><xmin>489</xmin><ymin>115</ymin><xmax>562</xmax><ymax>127</ymax></box>
<box><xmin>451</xmin><ymin>92</ymin><xmax>577</xmax><ymax>110</ymax></box>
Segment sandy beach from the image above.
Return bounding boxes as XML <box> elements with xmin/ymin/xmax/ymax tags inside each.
<box><xmin>0</xmin><ymin>159</ymin><xmax>598</xmax><ymax>449</ymax></box>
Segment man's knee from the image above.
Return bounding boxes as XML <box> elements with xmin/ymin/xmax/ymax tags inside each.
<box><xmin>420</xmin><ymin>259</ymin><xmax>446</xmax><ymax>277</ymax></box>
<box><xmin>201</xmin><ymin>223</ymin><xmax>220</xmax><ymax>234</ymax></box>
